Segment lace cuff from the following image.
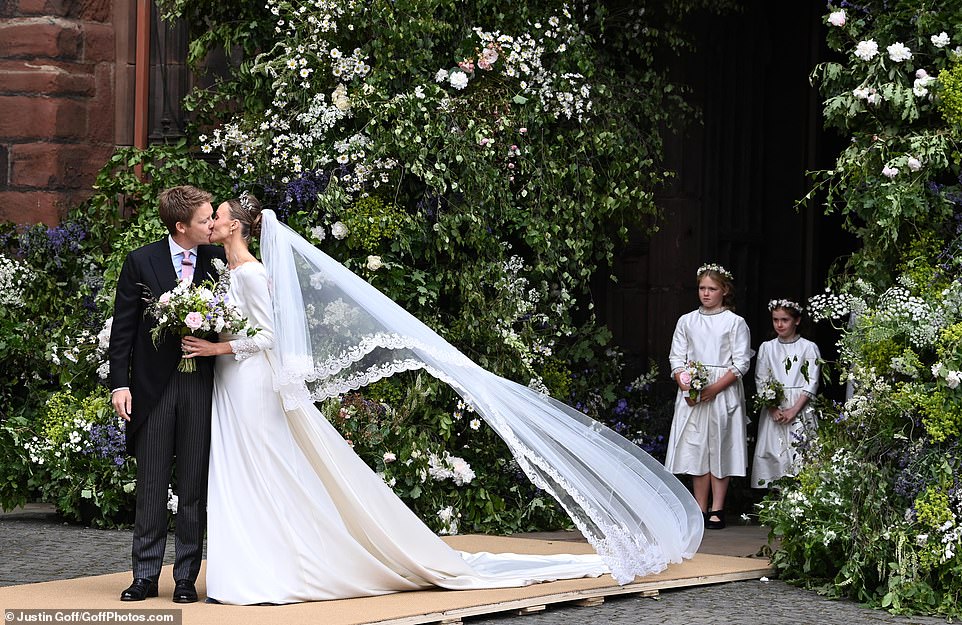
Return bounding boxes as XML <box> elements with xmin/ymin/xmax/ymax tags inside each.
<box><xmin>230</xmin><ymin>338</ymin><xmax>260</xmax><ymax>361</ymax></box>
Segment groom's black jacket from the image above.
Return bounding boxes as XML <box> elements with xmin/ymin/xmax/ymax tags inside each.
<box><xmin>108</xmin><ymin>239</ymin><xmax>226</xmax><ymax>454</ymax></box>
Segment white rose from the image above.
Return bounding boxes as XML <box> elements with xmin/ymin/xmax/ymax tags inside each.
<box><xmin>434</xmin><ymin>68</ymin><xmax>448</xmax><ymax>83</ymax></box>
<box><xmin>310</xmin><ymin>225</ymin><xmax>326</xmax><ymax>242</ymax></box>
<box><xmin>907</xmin><ymin>157</ymin><xmax>922</xmax><ymax>172</ymax></box>
<box><xmin>383</xmin><ymin>452</ymin><xmax>396</xmax><ymax>463</ymax></box>
<box><xmin>331</xmin><ymin>221</ymin><xmax>349</xmax><ymax>240</ymax></box>
<box><xmin>332</xmin><ymin>84</ymin><xmax>350</xmax><ymax>111</ymax></box>
<box><xmin>828</xmin><ymin>10</ymin><xmax>845</xmax><ymax>27</ymax></box>
<box><xmin>854</xmin><ymin>40</ymin><xmax>879</xmax><ymax>61</ymax></box>
<box><xmin>449</xmin><ymin>70</ymin><xmax>469</xmax><ymax>90</ymax></box>
<box><xmin>887</xmin><ymin>42</ymin><xmax>912</xmax><ymax>63</ymax></box>
<box><xmin>932</xmin><ymin>32</ymin><xmax>951</xmax><ymax>48</ymax></box>
<box><xmin>366</xmin><ymin>255</ymin><xmax>383</xmax><ymax>271</ymax></box>
<box><xmin>947</xmin><ymin>371</ymin><xmax>961</xmax><ymax>389</ymax></box>
<box><xmin>881</xmin><ymin>166</ymin><xmax>899</xmax><ymax>179</ymax></box>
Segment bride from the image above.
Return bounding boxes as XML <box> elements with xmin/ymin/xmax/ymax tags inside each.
<box><xmin>182</xmin><ymin>193</ymin><xmax>703</xmax><ymax>605</ymax></box>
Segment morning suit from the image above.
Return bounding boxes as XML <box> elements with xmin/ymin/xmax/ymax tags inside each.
<box><xmin>108</xmin><ymin>238</ymin><xmax>226</xmax><ymax>582</ymax></box>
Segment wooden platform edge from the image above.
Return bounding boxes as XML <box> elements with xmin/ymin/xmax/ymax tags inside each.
<box><xmin>368</xmin><ymin>564</ymin><xmax>774</xmax><ymax>625</ymax></box>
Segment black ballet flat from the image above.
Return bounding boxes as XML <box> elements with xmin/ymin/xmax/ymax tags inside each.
<box><xmin>706</xmin><ymin>509</ymin><xmax>726</xmax><ymax>530</ymax></box>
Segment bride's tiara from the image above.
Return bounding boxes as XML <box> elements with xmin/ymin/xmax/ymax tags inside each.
<box><xmin>696</xmin><ymin>263</ymin><xmax>733</xmax><ymax>280</ymax></box>
<box><xmin>239</xmin><ymin>190</ymin><xmax>254</xmax><ymax>215</ymax></box>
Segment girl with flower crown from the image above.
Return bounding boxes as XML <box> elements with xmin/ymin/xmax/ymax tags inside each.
<box><xmin>750</xmin><ymin>299</ymin><xmax>821</xmax><ymax>488</ymax></box>
<box><xmin>666</xmin><ymin>264</ymin><xmax>752</xmax><ymax>530</ymax></box>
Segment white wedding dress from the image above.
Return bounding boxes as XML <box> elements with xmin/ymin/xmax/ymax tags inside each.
<box><xmin>205</xmin><ymin>211</ymin><xmax>703</xmax><ymax>605</ymax></box>
<box><xmin>206</xmin><ymin>262</ymin><xmax>608</xmax><ymax>604</ymax></box>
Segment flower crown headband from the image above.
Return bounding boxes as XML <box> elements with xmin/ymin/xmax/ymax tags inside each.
<box><xmin>696</xmin><ymin>263</ymin><xmax>733</xmax><ymax>280</ymax></box>
<box><xmin>768</xmin><ymin>298</ymin><xmax>803</xmax><ymax>314</ymax></box>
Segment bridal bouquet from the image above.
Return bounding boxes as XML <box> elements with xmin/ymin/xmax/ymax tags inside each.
<box><xmin>678</xmin><ymin>360</ymin><xmax>709</xmax><ymax>402</ymax></box>
<box><xmin>753</xmin><ymin>376</ymin><xmax>786</xmax><ymax>413</ymax></box>
<box><xmin>145</xmin><ymin>259</ymin><xmax>255</xmax><ymax>372</ymax></box>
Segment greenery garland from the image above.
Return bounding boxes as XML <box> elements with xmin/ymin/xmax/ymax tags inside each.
<box><xmin>761</xmin><ymin>2</ymin><xmax>962</xmax><ymax>616</ymax></box>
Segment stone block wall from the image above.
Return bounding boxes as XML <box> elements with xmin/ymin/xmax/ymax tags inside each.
<box><xmin>0</xmin><ymin>0</ymin><xmax>123</xmax><ymax>226</ymax></box>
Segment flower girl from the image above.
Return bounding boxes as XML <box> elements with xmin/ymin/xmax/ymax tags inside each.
<box><xmin>666</xmin><ymin>264</ymin><xmax>752</xmax><ymax>529</ymax></box>
<box><xmin>750</xmin><ymin>299</ymin><xmax>821</xmax><ymax>488</ymax></box>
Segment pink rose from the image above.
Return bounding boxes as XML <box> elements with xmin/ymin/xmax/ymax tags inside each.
<box><xmin>159</xmin><ymin>292</ymin><xmax>172</xmax><ymax>304</ymax></box>
<box><xmin>184</xmin><ymin>312</ymin><xmax>204</xmax><ymax>331</ymax></box>
<box><xmin>679</xmin><ymin>371</ymin><xmax>692</xmax><ymax>387</ymax></box>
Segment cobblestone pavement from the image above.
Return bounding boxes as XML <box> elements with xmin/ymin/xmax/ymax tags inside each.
<box><xmin>0</xmin><ymin>508</ymin><xmax>950</xmax><ymax>625</ymax></box>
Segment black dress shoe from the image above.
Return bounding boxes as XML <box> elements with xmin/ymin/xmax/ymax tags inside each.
<box><xmin>120</xmin><ymin>578</ymin><xmax>158</xmax><ymax>601</ymax></box>
<box><xmin>173</xmin><ymin>579</ymin><xmax>198</xmax><ymax>603</ymax></box>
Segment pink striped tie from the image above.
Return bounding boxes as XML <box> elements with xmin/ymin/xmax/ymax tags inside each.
<box><xmin>180</xmin><ymin>250</ymin><xmax>194</xmax><ymax>283</ymax></box>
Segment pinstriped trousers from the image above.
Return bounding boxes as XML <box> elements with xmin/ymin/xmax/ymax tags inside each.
<box><xmin>131</xmin><ymin>367</ymin><xmax>213</xmax><ymax>582</ymax></box>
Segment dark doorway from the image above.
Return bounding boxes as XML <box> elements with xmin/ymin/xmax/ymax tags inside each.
<box><xmin>598</xmin><ymin>0</ymin><xmax>854</xmax><ymax>383</ymax></box>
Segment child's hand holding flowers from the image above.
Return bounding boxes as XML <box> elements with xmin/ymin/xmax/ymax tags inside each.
<box><xmin>679</xmin><ymin>360</ymin><xmax>710</xmax><ymax>404</ymax></box>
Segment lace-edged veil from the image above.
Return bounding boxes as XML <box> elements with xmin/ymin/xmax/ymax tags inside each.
<box><xmin>259</xmin><ymin>209</ymin><xmax>703</xmax><ymax>583</ymax></box>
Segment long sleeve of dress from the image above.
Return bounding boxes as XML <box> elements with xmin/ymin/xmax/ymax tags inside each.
<box><xmin>729</xmin><ymin>317</ymin><xmax>752</xmax><ymax>378</ymax></box>
<box><xmin>801</xmin><ymin>342</ymin><xmax>821</xmax><ymax>398</ymax></box>
<box><xmin>754</xmin><ymin>341</ymin><xmax>771</xmax><ymax>388</ymax></box>
<box><xmin>668</xmin><ymin>317</ymin><xmax>689</xmax><ymax>377</ymax></box>
<box><xmin>229</xmin><ymin>264</ymin><xmax>276</xmax><ymax>361</ymax></box>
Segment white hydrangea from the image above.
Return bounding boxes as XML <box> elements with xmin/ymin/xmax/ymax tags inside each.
<box><xmin>434</xmin><ymin>68</ymin><xmax>448</xmax><ymax>83</ymax></box>
<box><xmin>932</xmin><ymin>32</ymin><xmax>951</xmax><ymax>48</ymax></box>
<box><xmin>0</xmin><ymin>254</ymin><xmax>33</xmax><ymax>307</ymax></box>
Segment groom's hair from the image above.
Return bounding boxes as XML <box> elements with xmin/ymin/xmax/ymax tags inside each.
<box><xmin>158</xmin><ymin>185</ymin><xmax>213</xmax><ymax>234</ymax></box>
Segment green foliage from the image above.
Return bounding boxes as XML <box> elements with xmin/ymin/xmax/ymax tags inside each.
<box><xmin>800</xmin><ymin>2</ymin><xmax>962</xmax><ymax>282</ymax></box>
<box><xmin>339</xmin><ymin>196</ymin><xmax>409</xmax><ymax>253</ymax></box>
<box><xmin>320</xmin><ymin>374</ymin><xmax>568</xmax><ymax>534</ymax></box>
<box><xmin>937</xmin><ymin>60</ymin><xmax>962</xmax><ymax>127</ymax></box>
<box><xmin>917</xmin><ymin>389</ymin><xmax>962</xmax><ymax>442</ymax></box>
<box><xmin>2</xmin><ymin>1</ymin><xmax>728</xmax><ymax>533</ymax></box>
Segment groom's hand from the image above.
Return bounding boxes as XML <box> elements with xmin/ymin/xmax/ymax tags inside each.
<box><xmin>112</xmin><ymin>389</ymin><xmax>132</xmax><ymax>421</ymax></box>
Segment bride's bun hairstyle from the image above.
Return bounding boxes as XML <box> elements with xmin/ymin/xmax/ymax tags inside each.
<box><xmin>226</xmin><ymin>191</ymin><xmax>264</xmax><ymax>241</ymax></box>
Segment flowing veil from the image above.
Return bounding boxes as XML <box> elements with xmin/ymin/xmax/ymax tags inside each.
<box><xmin>259</xmin><ymin>209</ymin><xmax>703</xmax><ymax>584</ymax></box>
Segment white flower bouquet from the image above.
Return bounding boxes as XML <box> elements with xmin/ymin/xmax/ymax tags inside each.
<box><xmin>753</xmin><ymin>376</ymin><xmax>786</xmax><ymax>413</ymax></box>
<box><xmin>145</xmin><ymin>259</ymin><xmax>255</xmax><ymax>372</ymax></box>
<box><xmin>679</xmin><ymin>360</ymin><xmax>710</xmax><ymax>402</ymax></box>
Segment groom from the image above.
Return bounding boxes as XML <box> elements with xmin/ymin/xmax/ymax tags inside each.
<box><xmin>109</xmin><ymin>185</ymin><xmax>226</xmax><ymax>603</ymax></box>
